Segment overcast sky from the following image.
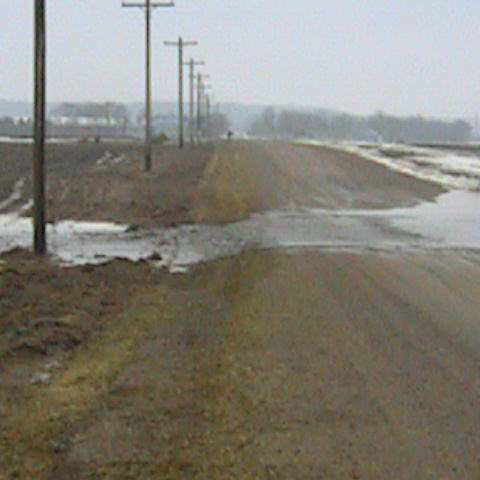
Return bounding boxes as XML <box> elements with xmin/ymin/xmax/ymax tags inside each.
<box><xmin>1</xmin><ymin>0</ymin><xmax>479</xmax><ymax>117</ymax></box>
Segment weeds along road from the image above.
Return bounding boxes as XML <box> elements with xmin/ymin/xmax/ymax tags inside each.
<box><xmin>2</xmin><ymin>141</ymin><xmax>480</xmax><ymax>479</ymax></box>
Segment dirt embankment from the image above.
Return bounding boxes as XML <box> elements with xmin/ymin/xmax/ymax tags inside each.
<box><xmin>46</xmin><ymin>144</ymin><xmax>214</xmax><ymax>227</ymax></box>
<box><xmin>0</xmin><ymin>249</ymin><xmax>170</xmax><ymax>479</ymax></box>
<box><xmin>0</xmin><ymin>142</ymin><xmax>139</xmax><ymax>211</ymax></box>
<box><xmin>0</xmin><ymin>142</ymin><xmax>214</xmax><ymax>226</ymax></box>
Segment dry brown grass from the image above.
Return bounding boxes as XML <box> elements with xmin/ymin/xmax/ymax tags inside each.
<box><xmin>0</xmin><ymin>251</ymin><xmax>169</xmax><ymax>479</ymax></box>
<box><xmin>46</xmin><ymin>144</ymin><xmax>214</xmax><ymax>227</ymax></box>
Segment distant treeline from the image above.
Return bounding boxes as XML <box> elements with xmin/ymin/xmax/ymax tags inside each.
<box><xmin>0</xmin><ymin>102</ymin><xmax>231</xmax><ymax>139</ymax></box>
<box><xmin>249</xmin><ymin>108</ymin><xmax>472</xmax><ymax>144</ymax></box>
<box><xmin>51</xmin><ymin>102</ymin><xmax>129</xmax><ymax>122</ymax></box>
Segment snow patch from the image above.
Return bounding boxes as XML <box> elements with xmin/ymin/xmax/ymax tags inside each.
<box><xmin>297</xmin><ymin>140</ymin><xmax>480</xmax><ymax>191</ymax></box>
<box><xmin>0</xmin><ymin>179</ymin><xmax>25</xmax><ymax>213</ymax></box>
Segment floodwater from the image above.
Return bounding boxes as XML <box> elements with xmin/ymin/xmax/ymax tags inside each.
<box><xmin>230</xmin><ymin>189</ymin><xmax>480</xmax><ymax>252</ymax></box>
<box><xmin>1</xmin><ymin>189</ymin><xmax>479</xmax><ymax>271</ymax></box>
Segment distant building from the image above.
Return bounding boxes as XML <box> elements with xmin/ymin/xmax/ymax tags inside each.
<box><xmin>48</xmin><ymin>102</ymin><xmax>129</xmax><ymax>138</ymax></box>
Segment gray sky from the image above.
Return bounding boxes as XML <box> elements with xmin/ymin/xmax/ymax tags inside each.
<box><xmin>1</xmin><ymin>0</ymin><xmax>479</xmax><ymax>117</ymax></box>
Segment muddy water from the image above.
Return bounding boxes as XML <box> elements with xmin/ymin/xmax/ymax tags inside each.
<box><xmin>1</xmin><ymin>190</ymin><xmax>479</xmax><ymax>271</ymax></box>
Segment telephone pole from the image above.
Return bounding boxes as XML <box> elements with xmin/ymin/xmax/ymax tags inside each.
<box><xmin>122</xmin><ymin>0</ymin><xmax>174</xmax><ymax>171</ymax></box>
<box><xmin>164</xmin><ymin>38</ymin><xmax>197</xmax><ymax>148</ymax></box>
<box><xmin>33</xmin><ymin>0</ymin><xmax>46</xmax><ymax>255</ymax></box>
<box><xmin>185</xmin><ymin>59</ymin><xmax>204</xmax><ymax>146</ymax></box>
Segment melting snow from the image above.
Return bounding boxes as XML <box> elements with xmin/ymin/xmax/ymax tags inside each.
<box><xmin>298</xmin><ymin>140</ymin><xmax>480</xmax><ymax>191</ymax></box>
<box><xmin>0</xmin><ymin>179</ymin><xmax>25</xmax><ymax>212</ymax></box>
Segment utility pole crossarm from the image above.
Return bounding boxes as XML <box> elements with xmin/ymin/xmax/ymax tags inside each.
<box><xmin>122</xmin><ymin>2</ymin><xmax>174</xmax><ymax>7</ymax></box>
<box><xmin>164</xmin><ymin>41</ymin><xmax>198</xmax><ymax>46</ymax></box>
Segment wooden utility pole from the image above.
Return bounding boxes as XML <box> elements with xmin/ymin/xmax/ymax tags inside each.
<box><xmin>33</xmin><ymin>0</ymin><xmax>46</xmax><ymax>255</ymax></box>
<box><xmin>185</xmin><ymin>59</ymin><xmax>204</xmax><ymax>146</ymax></box>
<box><xmin>122</xmin><ymin>1</ymin><xmax>174</xmax><ymax>171</ymax></box>
<box><xmin>164</xmin><ymin>38</ymin><xmax>198</xmax><ymax>148</ymax></box>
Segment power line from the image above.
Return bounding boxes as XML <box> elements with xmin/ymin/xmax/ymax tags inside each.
<box><xmin>122</xmin><ymin>0</ymin><xmax>175</xmax><ymax>172</ymax></box>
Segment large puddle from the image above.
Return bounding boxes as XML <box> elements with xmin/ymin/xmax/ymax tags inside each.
<box><xmin>1</xmin><ymin>190</ymin><xmax>479</xmax><ymax>271</ymax></box>
<box><xmin>232</xmin><ymin>189</ymin><xmax>480</xmax><ymax>251</ymax></box>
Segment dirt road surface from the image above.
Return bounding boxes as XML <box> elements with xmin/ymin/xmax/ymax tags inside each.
<box><xmin>2</xmin><ymin>141</ymin><xmax>480</xmax><ymax>479</ymax></box>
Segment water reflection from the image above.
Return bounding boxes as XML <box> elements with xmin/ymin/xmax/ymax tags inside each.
<box><xmin>1</xmin><ymin>190</ymin><xmax>479</xmax><ymax>271</ymax></box>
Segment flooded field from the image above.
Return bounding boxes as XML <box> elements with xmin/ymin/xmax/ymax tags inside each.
<box><xmin>2</xmin><ymin>189</ymin><xmax>479</xmax><ymax>271</ymax></box>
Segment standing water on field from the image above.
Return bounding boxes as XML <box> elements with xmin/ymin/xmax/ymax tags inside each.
<box><xmin>1</xmin><ymin>190</ymin><xmax>480</xmax><ymax>271</ymax></box>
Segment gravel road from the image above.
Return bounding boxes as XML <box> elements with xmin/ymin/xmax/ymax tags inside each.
<box><xmin>3</xmin><ymin>141</ymin><xmax>480</xmax><ymax>479</ymax></box>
